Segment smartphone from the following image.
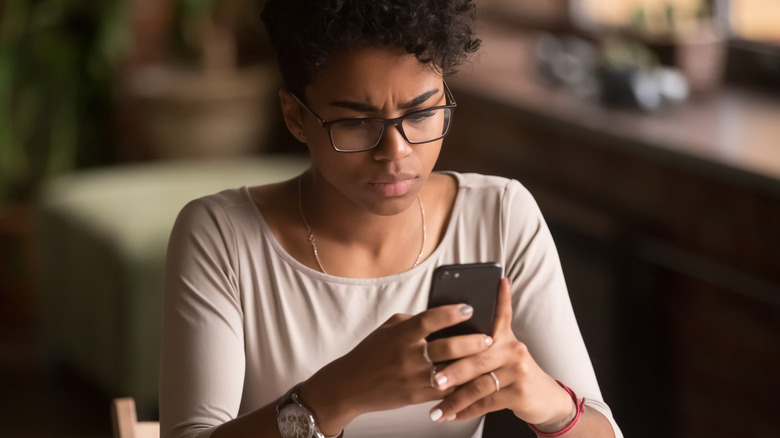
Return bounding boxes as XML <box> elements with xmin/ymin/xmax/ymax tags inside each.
<box><xmin>425</xmin><ymin>262</ymin><xmax>502</xmax><ymax>343</ymax></box>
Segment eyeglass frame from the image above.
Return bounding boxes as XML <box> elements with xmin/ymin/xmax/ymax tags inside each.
<box><xmin>289</xmin><ymin>81</ymin><xmax>457</xmax><ymax>153</ymax></box>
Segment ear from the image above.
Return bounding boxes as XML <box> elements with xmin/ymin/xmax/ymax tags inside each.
<box><xmin>279</xmin><ymin>89</ymin><xmax>306</xmax><ymax>143</ymax></box>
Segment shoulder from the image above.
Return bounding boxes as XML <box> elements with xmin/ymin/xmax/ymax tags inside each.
<box><xmin>172</xmin><ymin>188</ymin><xmax>260</xmax><ymax>245</ymax></box>
<box><xmin>446</xmin><ymin>172</ymin><xmax>535</xmax><ymax>209</ymax></box>
<box><xmin>449</xmin><ymin>171</ymin><xmax>512</xmax><ymax>189</ymax></box>
<box><xmin>446</xmin><ymin>172</ymin><xmax>544</xmax><ymax>245</ymax></box>
<box><xmin>178</xmin><ymin>188</ymin><xmax>251</xmax><ymax>223</ymax></box>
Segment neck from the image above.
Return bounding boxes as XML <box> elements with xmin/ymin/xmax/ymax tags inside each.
<box><xmin>298</xmin><ymin>172</ymin><xmax>427</xmax><ymax>276</ymax></box>
<box><xmin>302</xmin><ymin>170</ymin><xmax>423</xmax><ymax>243</ymax></box>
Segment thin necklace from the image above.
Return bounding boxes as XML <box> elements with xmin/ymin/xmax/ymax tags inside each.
<box><xmin>297</xmin><ymin>175</ymin><xmax>427</xmax><ymax>275</ymax></box>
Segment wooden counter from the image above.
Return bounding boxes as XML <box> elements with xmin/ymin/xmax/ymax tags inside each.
<box><xmin>441</xmin><ymin>28</ymin><xmax>780</xmax><ymax>438</ymax></box>
<box><xmin>449</xmin><ymin>28</ymin><xmax>780</xmax><ymax>188</ymax></box>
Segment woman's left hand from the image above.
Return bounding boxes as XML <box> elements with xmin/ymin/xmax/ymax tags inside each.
<box><xmin>427</xmin><ymin>278</ymin><xmax>575</xmax><ymax>427</ymax></box>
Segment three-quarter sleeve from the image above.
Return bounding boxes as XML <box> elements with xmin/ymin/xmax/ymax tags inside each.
<box><xmin>159</xmin><ymin>198</ymin><xmax>246</xmax><ymax>438</ymax></box>
<box><xmin>500</xmin><ymin>180</ymin><xmax>623</xmax><ymax>437</ymax></box>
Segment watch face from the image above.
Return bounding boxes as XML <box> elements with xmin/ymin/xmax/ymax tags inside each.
<box><xmin>278</xmin><ymin>404</ymin><xmax>315</xmax><ymax>438</ymax></box>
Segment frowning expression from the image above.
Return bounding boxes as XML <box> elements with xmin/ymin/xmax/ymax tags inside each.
<box><xmin>287</xmin><ymin>46</ymin><xmax>449</xmax><ymax>216</ymax></box>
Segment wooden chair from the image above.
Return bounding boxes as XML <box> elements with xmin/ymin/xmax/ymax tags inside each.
<box><xmin>112</xmin><ymin>398</ymin><xmax>160</xmax><ymax>438</ymax></box>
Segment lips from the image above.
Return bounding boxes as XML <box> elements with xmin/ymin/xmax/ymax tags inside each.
<box><xmin>368</xmin><ymin>173</ymin><xmax>418</xmax><ymax>197</ymax></box>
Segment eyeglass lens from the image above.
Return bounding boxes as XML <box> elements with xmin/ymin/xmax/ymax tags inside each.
<box><xmin>330</xmin><ymin>107</ymin><xmax>452</xmax><ymax>151</ymax></box>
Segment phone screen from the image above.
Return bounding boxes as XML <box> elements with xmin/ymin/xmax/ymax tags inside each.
<box><xmin>425</xmin><ymin>262</ymin><xmax>502</xmax><ymax>343</ymax></box>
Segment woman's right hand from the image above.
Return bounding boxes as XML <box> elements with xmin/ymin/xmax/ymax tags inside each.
<box><xmin>299</xmin><ymin>303</ymin><xmax>494</xmax><ymax>436</ymax></box>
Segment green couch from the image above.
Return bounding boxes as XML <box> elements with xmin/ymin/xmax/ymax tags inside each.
<box><xmin>35</xmin><ymin>155</ymin><xmax>310</xmax><ymax>412</ymax></box>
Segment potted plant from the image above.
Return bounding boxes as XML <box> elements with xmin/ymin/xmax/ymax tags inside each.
<box><xmin>127</xmin><ymin>0</ymin><xmax>279</xmax><ymax>159</ymax></box>
<box><xmin>0</xmin><ymin>0</ymin><xmax>126</xmax><ymax>204</ymax></box>
<box><xmin>629</xmin><ymin>0</ymin><xmax>727</xmax><ymax>95</ymax></box>
<box><xmin>0</xmin><ymin>0</ymin><xmax>127</xmax><ymax>320</ymax></box>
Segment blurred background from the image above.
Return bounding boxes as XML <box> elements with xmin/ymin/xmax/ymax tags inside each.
<box><xmin>0</xmin><ymin>0</ymin><xmax>778</xmax><ymax>437</ymax></box>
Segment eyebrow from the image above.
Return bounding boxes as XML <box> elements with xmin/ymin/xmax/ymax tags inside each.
<box><xmin>329</xmin><ymin>88</ymin><xmax>441</xmax><ymax>113</ymax></box>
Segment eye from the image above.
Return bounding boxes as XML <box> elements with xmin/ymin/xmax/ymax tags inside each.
<box><xmin>338</xmin><ymin>118</ymin><xmax>372</xmax><ymax>129</ymax></box>
<box><xmin>406</xmin><ymin>110</ymin><xmax>437</xmax><ymax>123</ymax></box>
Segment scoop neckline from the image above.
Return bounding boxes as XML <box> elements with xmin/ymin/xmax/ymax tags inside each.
<box><xmin>241</xmin><ymin>171</ymin><xmax>463</xmax><ymax>285</ymax></box>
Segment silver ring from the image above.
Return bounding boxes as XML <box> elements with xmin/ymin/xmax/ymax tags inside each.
<box><xmin>430</xmin><ymin>367</ymin><xmax>438</xmax><ymax>388</ymax></box>
<box><xmin>422</xmin><ymin>343</ymin><xmax>433</xmax><ymax>364</ymax></box>
<box><xmin>489</xmin><ymin>372</ymin><xmax>500</xmax><ymax>392</ymax></box>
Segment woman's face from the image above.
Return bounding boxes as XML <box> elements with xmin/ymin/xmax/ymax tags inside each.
<box><xmin>289</xmin><ymin>46</ymin><xmax>447</xmax><ymax>217</ymax></box>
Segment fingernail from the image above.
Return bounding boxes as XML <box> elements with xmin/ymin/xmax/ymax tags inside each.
<box><xmin>430</xmin><ymin>408</ymin><xmax>443</xmax><ymax>422</ymax></box>
<box><xmin>435</xmin><ymin>373</ymin><xmax>448</xmax><ymax>388</ymax></box>
<box><xmin>484</xmin><ymin>336</ymin><xmax>493</xmax><ymax>346</ymax></box>
<box><xmin>459</xmin><ymin>304</ymin><xmax>473</xmax><ymax>317</ymax></box>
<box><xmin>446</xmin><ymin>414</ymin><xmax>457</xmax><ymax>421</ymax></box>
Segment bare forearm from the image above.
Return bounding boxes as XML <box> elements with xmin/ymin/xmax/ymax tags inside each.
<box><xmin>204</xmin><ymin>304</ymin><xmax>492</xmax><ymax>437</ymax></box>
<box><xmin>298</xmin><ymin>361</ymin><xmax>360</xmax><ymax>435</ymax></box>
<box><xmin>209</xmin><ymin>369</ymin><xmax>355</xmax><ymax>438</ymax></box>
<box><xmin>531</xmin><ymin>407</ymin><xmax>615</xmax><ymax>438</ymax></box>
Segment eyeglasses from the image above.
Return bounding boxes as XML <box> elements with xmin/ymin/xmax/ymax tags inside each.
<box><xmin>290</xmin><ymin>81</ymin><xmax>457</xmax><ymax>153</ymax></box>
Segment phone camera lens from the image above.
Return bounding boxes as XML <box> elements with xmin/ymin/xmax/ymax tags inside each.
<box><xmin>441</xmin><ymin>271</ymin><xmax>451</xmax><ymax>281</ymax></box>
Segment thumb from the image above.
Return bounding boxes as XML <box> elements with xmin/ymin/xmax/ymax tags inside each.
<box><xmin>492</xmin><ymin>278</ymin><xmax>513</xmax><ymax>337</ymax></box>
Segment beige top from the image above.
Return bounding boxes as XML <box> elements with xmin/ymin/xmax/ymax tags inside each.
<box><xmin>159</xmin><ymin>172</ymin><xmax>622</xmax><ymax>438</ymax></box>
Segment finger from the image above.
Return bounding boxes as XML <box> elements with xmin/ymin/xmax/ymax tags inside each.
<box><xmin>444</xmin><ymin>390</ymin><xmax>506</xmax><ymax>422</ymax></box>
<box><xmin>383</xmin><ymin>313</ymin><xmax>413</xmax><ymax>327</ymax></box>
<box><xmin>417</xmin><ymin>376</ymin><xmax>457</xmax><ymax>402</ymax></box>
<box><xmin>491</xmin><ymin>278</ymin><xmax>513</xmax><ymax>337</ymax></box>
<box><xmin>429</xmin><ymin>369</ymin><xmax>508</xmax><ymax>423</ymax></box>
<box><xmin>401</xmin><ymin>303</ymin><xmax>475</xmax><ymax>342</ymax></box>
<box><xmin>426</xmin><ymin>333</ymin><xmax>493</xmax><ymax>364</ymax></box>
<box><xmin>430</xmin><ymin>344</ymin><xmax>500</xmax><ymax>391</ymax></box>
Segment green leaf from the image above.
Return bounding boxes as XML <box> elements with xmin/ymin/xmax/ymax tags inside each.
<box><xmin>0</xmin><ymin>0</ymin><xmax>30</xmax><ymax>44</ymax></box>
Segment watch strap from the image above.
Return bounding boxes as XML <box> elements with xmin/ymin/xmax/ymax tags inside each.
<box><xmin>278</xmin><ymin>383</ymin><xmax>344</xmax><ymax>438</ymax></box>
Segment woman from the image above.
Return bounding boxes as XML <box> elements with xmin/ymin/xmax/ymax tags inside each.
<box><xmin>159</xmin><ymin>1</ymin><xmax>622</xmax><ymax>437</ymax></box>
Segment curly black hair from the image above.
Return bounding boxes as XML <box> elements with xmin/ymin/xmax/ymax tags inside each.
<box><xmin>261</xmin><ymin>0</ymin><xmax>481</xmax><ymax>97</ymax></box>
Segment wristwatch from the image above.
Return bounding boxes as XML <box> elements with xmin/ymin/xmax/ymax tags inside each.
<box><xmin>277</xmin><ymin>383</ymin><xmax>343</xmax><ymax>438</ymax></box>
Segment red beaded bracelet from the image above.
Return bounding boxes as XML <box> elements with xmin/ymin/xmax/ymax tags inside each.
<box><xmin>527</xmin><ymin>380</ymin><xmax>586</xmax><ymax>437</ymax></box>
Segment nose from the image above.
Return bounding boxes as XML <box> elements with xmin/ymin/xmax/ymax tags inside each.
<box><xmin>371</xmin><ymin>123</ymin><xmax>412</xmax><ymax>161</ymax></box>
